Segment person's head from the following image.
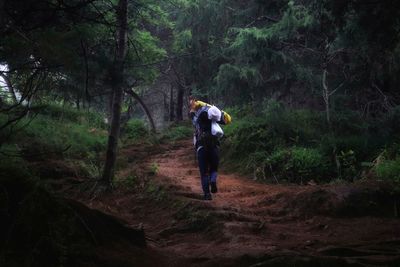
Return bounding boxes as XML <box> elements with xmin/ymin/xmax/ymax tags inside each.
<box><xmin>188</xmin><ymin>95</ymin><xmax>197</xmax><ymax>111</ymax></box>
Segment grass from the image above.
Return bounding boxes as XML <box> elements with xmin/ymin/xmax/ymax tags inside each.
<box><xmin>0</xmin><ymin>104</ymin><xmax>108</xmax><ymax>190</ymax></box>
<box><xmin>8</xmin><ymin>115</ymin><xmax>107</xmax><ymax>159</ymax></box>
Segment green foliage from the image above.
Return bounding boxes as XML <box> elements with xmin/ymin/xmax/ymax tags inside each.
<box><xmin>17</xmin><ymin>115</ymin><xmax>106</xmax><ymax>158</ymax></box>
<box><xmin>374</xmin><ymin>157</ymin><xmax>400</xmax><ymax>183</ymax></box>
<box><xmin>229</xmin><ymin>1</ymin><xmax>313</xmax><ymax>51</ymax></box>
<box><xmin>38</xmin><ymin>104</ymin><xmax>107</xmax><ymax>129</ymax></box>
<box><xmin>129</xmin><ymin>29</ymin><xmax>167</xmax><ymax>83</ymax></box>
<box><xmin>145</xmin><ymin>181</ymin><xmax>168</xmax><ymax>202</ymax></box>
<box><xmin>373</xmin><ymin>146</ymin><xmax>400</xmax><ymax>184</ymax></box>
<box><xmin>213</xmin><ymin>1</ymin><xmax>315</xmax><ymax>103</ymax></box>
<box><xmin>162</xmin><ymin>124</ymin><xmax>193</xmax><ymax>142</ymax></box>
<box><xmin>124</xmin><ymin>119</ymin><xmax>149</xmax><ymax>141</ymax></box>
<box><xmin>149</xmin><ymin>162</ymin><xmax>159</xmax><ymax>176</ymax></box>
<box><xmin>216</xmin><ymin>64</ymin><xmax>262</xmax><ymax>101</ymax></box>
<box><xmin>173</xmin><ymin>29</ymin><xmax>192</xmax><ymax>52</ymax></box>
<box><xmin>224</xmin><ymin>100</ymin><xmax>323</xmax><ymax>163</ymax></box>
<box><xmin>222</xmin><ymin>98</ymin><xmax>400</xmax><ymax>184</ymax></box>
<box><xmin>223</xmin><ymin>100</ymin><xmax>382</xmax><ymax>183</ymax></box>
<box><xmin>223</xmin><ymin>101</ymin><xmax>327</xmax><ymax>179</ymax></box>
<box><xmin>250</xmin><ymin>146</ymin><xmax>329</xmax><ymax>183</ymax></box>
<box><xmin>0</xmin><ymin>106</ymin><xmax>107</xmax><ymax>186</ymax></box>
<box><xmin>73</xmin><ymin>159</ymin><xmax>102</xmax><ymax>179</ymax></box>
<box><xmin>114</xmin><ymin>174</ymin><xmax>139</xmax><ymax>189</ymax></box>
<box><xmin>287</xmin><ymin>147</ymin><xmax>328</xmax><ymax>183</ymax></box>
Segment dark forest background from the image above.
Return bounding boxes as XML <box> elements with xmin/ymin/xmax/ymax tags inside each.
<box><xmin>1</xmin><ymin>0</ymin><xmax>400</xmax><ymax>265</ymax></box>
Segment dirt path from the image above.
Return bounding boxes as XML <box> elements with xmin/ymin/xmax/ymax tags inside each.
<box><xmin>81</xmin><ymin>139</ymin><xmax>400</xmax><ymax>266</ymax></box>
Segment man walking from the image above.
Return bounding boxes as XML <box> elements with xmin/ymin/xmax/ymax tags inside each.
<box><xmin>189</xmin><ymin>97</ymin><xmax>232</xmax><ymax>200</ymax></box>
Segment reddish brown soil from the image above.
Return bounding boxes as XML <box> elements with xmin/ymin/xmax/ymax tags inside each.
<box><xmin>78</xmin><ymin>140</ymin><xmax>400</xmax><ymax>267</ymax></box>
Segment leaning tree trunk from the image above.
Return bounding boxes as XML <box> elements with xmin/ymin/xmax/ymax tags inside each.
<box><xmin>101</xmin><ymin>0</ymin><xmax>128</xmax><ymax>188</ymax></box>
<box><xmin>125</xmin><ymin>89</ymin><xmax>156</xmax><ymax>133</ymax></box>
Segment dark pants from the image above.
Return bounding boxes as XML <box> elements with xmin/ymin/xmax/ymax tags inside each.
<box><xmin>197</xmin><ymin>146</ymin><xmax>219</xmax><ymax>195</ymax></box>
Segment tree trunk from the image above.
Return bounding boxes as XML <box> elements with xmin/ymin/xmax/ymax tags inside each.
<box><xmin>101</xmin><ymin>0</ymin><xmax>128</xmax><ymax>188</ymax></box>
<box><xmin>171</xmin><ymin>64</ymin><xmax>186</xmax><ymax>121</ymax></box>
<box><xmin>176</xmin><ymin>85</ymin><xmax>184</xmax><ymax>121</ymax></box>
<box><xmin>169</xmin><ymin>85</ymin><xmax>174</xmax><ymax>121</ymax></box>
<box><xmin>0</xmin><ymin>73</ymin><xmax>18</xmax><ymax>104</ymax></box>
<box><xmin>80</xmin><ymin>39</ymin><xmax>91</xmax><ymax>108</ymax></box>
<box><xmin>322</xmin><ymin>68</ymin><xmax>330</xmax><ymax>127</ymax></box>
<box><xmin>163</xmin><ymin>91</ymin><xmax>169</xmax><ymax>121</ymax></box>
<box><xmin>322</xmin><ymin>66</ymin><xmax>340</xmax><ymax>178</ymax></box>
<box><xmin>76</xmin><ymin>96</ymin><xmax>80</xmax><ymax>110</ymax></box>
<box><xmin>125</xmin><ymin>89</ymin><xmax>156</xmax><ymax>133</ymax></box>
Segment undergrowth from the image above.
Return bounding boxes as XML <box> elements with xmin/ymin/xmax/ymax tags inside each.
<box><xmin>0</xmin><ymin>104</ymin><xmax>107</xmax><ymax>184</ymax></box>
<box><xmin>222</xmin><ymin>99</ymin><xmax>400</xmax><ymax>184</ymax></box>
<box><xmin>160</xmin><ymin>122</ymin><xmax>192</xmax><ymax>142</ymax></box>
<box><xmin>373</xmin><ymin>145</ymin><xmax>400</xmax><ymax>184</ymax></box>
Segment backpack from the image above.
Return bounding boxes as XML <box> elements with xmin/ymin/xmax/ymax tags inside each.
<box><xmin>199</xmin><ymin>131</ymin><xmax>219</xmax><ymax>150</ymax></box>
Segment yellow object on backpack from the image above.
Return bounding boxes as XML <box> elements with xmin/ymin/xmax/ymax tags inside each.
<box><xmin>190</xmin><ymin>99</ymin><xmax>232</xmax><ymax>125</ymax></box>
<box><xmin>223</xmin><ymin>112</ymin><xmax>232</xmax><ymax>125</ymax></box>
<box><xmin>190</xmin><ymin>100</ymin><xmax>210</xmax><ymax>111</ymax></box>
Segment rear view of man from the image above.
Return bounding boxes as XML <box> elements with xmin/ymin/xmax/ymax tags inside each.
<box><xmin>189</xmin><ymin>97</ymin><xmax>232</xmax><ymax>200</ymax></box>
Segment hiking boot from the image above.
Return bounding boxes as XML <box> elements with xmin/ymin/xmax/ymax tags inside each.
<box><xmin>210</xmin><ymin>182</ymin><xmax>218</xmax><ymax>193</ymax></box>
<box><xmin>203</xmin><ymin>193</ymin><xmax>212</xmax><ymax>200</ymax></box>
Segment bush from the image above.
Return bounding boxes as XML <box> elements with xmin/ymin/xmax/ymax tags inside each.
<box><xmin>222</xmin><ymin>100</ymin><xmax>326</xmax><ymax>177</ymax></box>
<box><xmin>124</xmin><ymin>119</ymin><xmax>149</xmax><ymax>141</ymax></box>
<box><xmin>287</xmin><ymin>147</ymin><xmax>329</xmax><ymax>183</ymax></box>
<box><xmin>15</xmin><ymin>115</ymin><xmax>107</xmax><ymax>158</ymax></box>
<box><xmin>223</xmin><ymin>117</ymin><xmax>282</xmax><ymax>167</ymax></box>
<box><xmin>374</xmin><ymin>158</ymin><xmax>400</xmax><ymax>183</ymax></box>
<box><xmin>263</xmin><ymin>147</ymin><xmax>329</xmax><ymax>183</ymax></box>
<box><xmin>221</xmin><ymin>100</ymin><xmax>397</xmax><ymax>183</ymax></box>
<box><xmin>374</xmin><ymin>146</ymin><xmax>400</xmax><ymax>183</ymax></box>
<box><xmin>1</xmin><ymin>104</ymin><xmax>108</xmax><ymax>161</ymax></box>
<box><xmin>162</xmin><ymin>124</ymin><xmax>193</xmax><ymax>142</ymax></box>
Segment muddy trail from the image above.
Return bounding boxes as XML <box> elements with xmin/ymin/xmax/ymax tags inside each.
<box><xmin>79</xmin><ymin>139</ymin><xmax>400</xmax><ymax>267</ymax></box>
